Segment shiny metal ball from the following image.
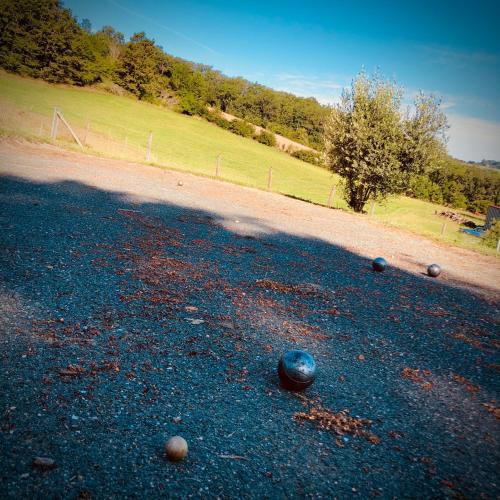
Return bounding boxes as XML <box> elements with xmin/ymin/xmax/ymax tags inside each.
<box><xmin>372</xmin><ymin>257</ymin><xmax>387</xmax><ymax>272</ymax></box>
<box><xmin>278</xmin><ymin>350</ymin><xmax>316</xmax><ymax>391</ymax></box>
<box><xmin>427</xmin><ymin>264</ymin><xmax>441</xmax><ymax>278</ymax></box>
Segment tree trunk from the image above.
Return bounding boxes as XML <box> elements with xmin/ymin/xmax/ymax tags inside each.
<box><xmin>347</xmin><ymin>184</ymin><xmax>368</xmax><ymax>213</ymax></box>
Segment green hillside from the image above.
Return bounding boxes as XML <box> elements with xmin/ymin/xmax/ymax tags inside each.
<box><xmin>0</xmin><ymin>72</ymin><xmax>491</xmax><ymax>254</ymax></box>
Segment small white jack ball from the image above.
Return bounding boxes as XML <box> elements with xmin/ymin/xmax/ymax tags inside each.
<box><xmin>165</xmin><ymin>436</ymin><xmax>188</xmax><ymax>461</ymax></box>
<box><xmin>177</xmin><ymin>180</ymin><xmax>184</xmax><ymax>186</ymax></box>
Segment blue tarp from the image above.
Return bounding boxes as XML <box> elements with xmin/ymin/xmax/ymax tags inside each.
<box><xmin>460</xmin><ymin>227</ymin><xmax>485</xmax><ymax>237</ymax></box>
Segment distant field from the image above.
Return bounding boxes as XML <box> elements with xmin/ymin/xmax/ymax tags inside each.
<box><xmin>0</xmin><ymin>72</ymin><xmax>491</xmax><ymax>254</ymax></box>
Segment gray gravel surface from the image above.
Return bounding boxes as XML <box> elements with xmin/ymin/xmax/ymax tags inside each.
<box><xmin>0</xmin><ymin>140</ymin><xmax>499</xmax><ymax>498</ymax></box>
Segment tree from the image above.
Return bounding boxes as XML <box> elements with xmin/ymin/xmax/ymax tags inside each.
<box><xmin>80</xmin><ymin>18</ymin><xmax>92</xmax><ymax>33</ymax></box>
<box><xmin>96</xmin><ymin>26</ymin><xmax>125</xmax><ymax>60</ymax></box>
<box><xmin>0</xmin><ymin>0</ymin><xmax>102</xmax><ymax>85</ymax></box>
<box><xmin>115</xmin><ymin>32</ymin><xmax>170</xmax><ymax>101</ymax></box>
<box><xmin>177</xmin><ymin>92</ymin><xmax>201</xmax><ymax>115</ymax></box>
<box><xmin>324</xmin><ymin>73</ymin><xmax>448</xmax><ymax>212</ymax></box>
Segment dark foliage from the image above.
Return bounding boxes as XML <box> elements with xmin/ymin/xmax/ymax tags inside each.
<box><xmin>0</xmin><ymin>0</ymin><xmax>106</xmax><ymax>85</ymax></box>
<box><xmin>409</xmin><ymin>157</ymin><xmax>500</xmax><ymax>214</ymax></box>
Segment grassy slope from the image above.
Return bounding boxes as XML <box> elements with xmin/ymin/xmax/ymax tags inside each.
<box><xmin>0</xmin><ymin>72</ymin><xmax>491</xmax><ymax>255</ymax></box>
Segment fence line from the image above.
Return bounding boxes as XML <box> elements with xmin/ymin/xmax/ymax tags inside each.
<box><xmin>1</xmin><ymin>104</ymin><xmax>494</xmax><ymax>252</ymax></box>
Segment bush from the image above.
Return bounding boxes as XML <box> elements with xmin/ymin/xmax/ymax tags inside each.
<box><xmin>483</xmin><ymin>219</ymin><xmax>500</xmax><ymax>248</ymax></box>
<box><xmin>229</xmin><ymin>120</ymin><xmax>254</xmax><ymax>138</ymax></box>
<box><xmin>205</xmin><ymin>110</ymin><xmax>231</xmax><ymax>129</ymax></box>
<box><xmin>468</xmin><ymin>199</ymin><xmax>491</xmax><ymax>215</ymax></box>
<box><xmin>409</xmin><ymin>175</ymin><xmax>444</xmax><ymax>204</ymax></box>
<box><xmin>177</xmin><ymin>92</ymin><xmax>203</xmax><ymax>115</ymax></box>
<box><xmin>255</xmin><ymin>130</ymin><xmax>276</xmax><ymax>147</ymax></box>
<box><xmin>291</xmin><ymin>149</ymin><xmax>323</xmax><ymax>166</ymax></box>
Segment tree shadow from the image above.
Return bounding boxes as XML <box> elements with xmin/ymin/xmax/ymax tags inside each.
<box><xmin>0</xmin><ymin>174</ymin><xmax>498</xmax><ymax>499</ymax></box>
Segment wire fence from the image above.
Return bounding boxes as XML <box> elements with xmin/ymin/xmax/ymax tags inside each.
<box><xmin>1</xmin><ymin>103</ymin><xmax>495</xmax><ymax>253</ymax></box>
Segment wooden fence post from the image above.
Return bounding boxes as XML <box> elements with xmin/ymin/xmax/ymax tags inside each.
<box><xmin>50</xmin><ymin>107</ymin><xmax>59</xmax><ymax>139</ymax></box>
<box><xmin>267</xmin><ymin>166</ymin><xmax>273</xmax><ymax>189</ymax></box>
<box><xmin>146</xmin><ymin>131</ymin><xmax>153</xmax><ymax>161</ymax></box>
<box><xmin>369</xmin><ymin>201</ymin><xmax>375</xmax><ymax>216</ymax></box>
<box><xmin>496</xmin><ymin>239</ymin><xmax>500</xmax><ymax>253</ymax></box>
<box><xmin>327</xmin><ymin>185</ymin><xmax>336</xmax><ymax>207</ymax></box>
<box><xmin>441</xmin><ymin>221</ymin><xmax>447</xmax><ymax>236</ymax></box>
<box><xmin>83</xmin><ymin>122</ymin><xmax>90</xmax><ymax>145</ymax></box>
<box><xmin>55</xmin><ymin>109</ymin><xmax>83</xmax><ymax>149</ymax></box>
<box><xmin>216</xmin><ymin>154</ymin><xmax>222</xmax><ymax>177</ymax></box>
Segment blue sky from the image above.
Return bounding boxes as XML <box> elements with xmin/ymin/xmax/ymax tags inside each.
<box><xmin>64</xmin><ymin>0</ymin><xmax>500</xmax><ymax>161</ymax></box>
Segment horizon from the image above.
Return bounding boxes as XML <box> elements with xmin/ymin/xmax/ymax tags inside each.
<box><xmin>63</xmin><ymin>0</ymin><xmax>500</xmax><ymax>162</ymax></box>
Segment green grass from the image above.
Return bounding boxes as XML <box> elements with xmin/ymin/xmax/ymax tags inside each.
<box><xmin>0</xmin><ymin>71</ymin><xmax>493</xmax><ymax>255</ymax></box>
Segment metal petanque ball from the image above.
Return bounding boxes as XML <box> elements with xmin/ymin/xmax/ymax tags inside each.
<box><xmin>427</xmin><ymin>264</ymin><xmax>441</xmax><ymax>278</ymax></box>
<box><xmin>278</xmin><ymin>350</ymin><xmax>316</xmax><ymax>391</ymax></box>
<box><xmin>372</xmin><ymin>257</ymin><xmax>387</xmax><ymax>272</ymax></box>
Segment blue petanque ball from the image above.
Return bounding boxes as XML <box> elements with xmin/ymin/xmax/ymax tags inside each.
<box><xmin>372</xmin><ymin>257</ymin><xmax>387</xmax><ymax>272</ymax></box>
<box><xmin>427</xmin><ymin>263</ymin><xmax>441</xmax><ymax>277</ymax></box>
<box><xmin>278</xmin><ymin>350</ymin><xmax>316</xmax><ymax>390</ymax></box>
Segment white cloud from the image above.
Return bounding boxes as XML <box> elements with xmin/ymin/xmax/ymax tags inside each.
<box><xmin>447</xmin><ymin>114</ymin><xmax>500</xmax><ymax>161</ymax></box>
<box><xmin>440</xmin><ymin>101</ymin><xmax>456</xmax><ymax>110</ymax></box>
<box><xmin>274</xmin><ymin>73</ymin><xmax>347</xmax><ymax>104</ymax></box>
<box><xmin>274</xmin><ymin>75</ymin><xmax>499</xmax><ymax>162</ymax></box>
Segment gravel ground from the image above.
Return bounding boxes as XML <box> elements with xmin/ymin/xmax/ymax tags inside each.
<box><xmin>0</xmin><ymin>139</ymin><xmax>499</xmax><ymax>498</ymax></box>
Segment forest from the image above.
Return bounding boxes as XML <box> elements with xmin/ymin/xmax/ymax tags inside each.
<box><xmin>0</xmin><ymin>0</ymin><xmax>498</xmax><ymax>213</ymax></box>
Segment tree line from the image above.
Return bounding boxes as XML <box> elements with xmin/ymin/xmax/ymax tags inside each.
<box><xmin>409</xmin><ymin>157</ymin><xmax>500</xmax><ymax>214</ymax></box>
<box><xmin>1</xmin><ymin>0</ymin><xmax>498</xmax><ymax>214</ymax></box>
<box><xmin>0</xmin><ymin>0</ymin><xmax>326</xmax><ymax>149</ymax></box>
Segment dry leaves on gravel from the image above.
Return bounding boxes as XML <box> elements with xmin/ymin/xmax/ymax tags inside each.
<box><xmin>451</xmin><ymin>373</ymin><xmax>480</xmax><ymax>394</ymax></box>
<box><xmin>481</xmin><ymin>402</ymin><xmax>500</xmax><ymax>420</ymax></box>
<box><xmin>401</xmin><ymin>367</ymin><xmax>433</xmax><ymax>391</ymax></box>
<box><xmin>293</xmin><ymin>395</ymin><xmax>380</xmax><ymax>444</ymax></box>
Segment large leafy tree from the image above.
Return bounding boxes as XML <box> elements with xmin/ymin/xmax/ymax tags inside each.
<box><xmin>114</xmin><ymin>32</ymin><xmax>170</xmax><ymax>101</ymax></box>
<box><xmin>0</xmin><ymin>0</ymin><xmax>104</xmax><ymax>85</ymax></box>
<box><xmin>324</xmin><ymin>73</ymin><xmax>448</xmax><ymax>212</ymax></box>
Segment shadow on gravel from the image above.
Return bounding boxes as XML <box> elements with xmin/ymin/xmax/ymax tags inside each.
<box><xmin>1</xmin><ymin>175</ymin><xmax>499</xmax><ymax>499</ymax></box>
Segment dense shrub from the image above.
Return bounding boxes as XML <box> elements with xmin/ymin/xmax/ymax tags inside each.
<box><xmin>291</xmin><ymin>149</ymin><xmax>323</xmax><ymax>166</ymax></box>
<box><xmin>409</xmin><ymin>158</ymin><xmax>500</xmax><ymax>214</ymax></box>
<box><xmin>469</xmin><ymin>199</ymin><xmax>492</xmax><ymax>214</ymax></box>
<box><xmin>409</xmin><ymin>175</ymin><xmax>444</xmax><ymax>204</ymax></box>
<box><xmin>229</xmin><ymin>119</ymin><xmax>254</xmax><ymax>138</ymax></box>
<box><xmin>205</xmin><ymin>110</ymin><xmax>231</xmax><ymax>129</ymax></box>
<box><xmin>482</xmin><ymin>219</ymin><xmax>500</xmax><ymax>248</ymax></box>
<box><xmin>177</xmin><ymin>92</ymin><xmax>204</xmax><ymax>115</ymax></box>
<box><xmin>255</xmin><ymin>130</ymin><xmax>276</xmax><ymax>147</ymax></box>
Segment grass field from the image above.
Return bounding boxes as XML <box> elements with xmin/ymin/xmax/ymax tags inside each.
<box><xmin>0</xmin><ymin>71</ymin><xmax>492</xmax><ymax>255</ymax></box>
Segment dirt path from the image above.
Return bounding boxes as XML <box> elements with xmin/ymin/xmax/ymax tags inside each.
<box><xmin>217</xmin><ymin>109</ymin><xmax>315</xmax><ymax>153</ymax></box>
<box><xmin>1</xmin><ymin>138</ymin><xmax>498</xmax><ymax>299</ymax></box>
